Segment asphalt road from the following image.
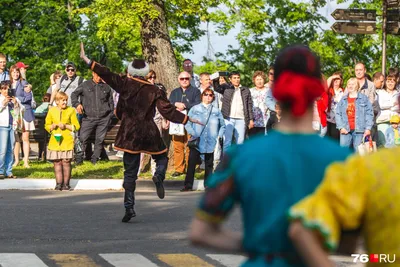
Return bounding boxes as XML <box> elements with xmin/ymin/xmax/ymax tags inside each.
<box><xmin>0</xmin><ymin>190</ymin><xmax>360</xmax><ymax>266</ymax></box>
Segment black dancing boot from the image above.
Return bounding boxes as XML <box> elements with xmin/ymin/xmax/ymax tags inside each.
<box><xmin>122</xmin><ymin>190</ymin><xmax>136</xmax><ymax>222</ymax></box>
<box><xmin>152</xmin><ymin>175</ymin><xmax>165</xmax><ymax>199</ymax></box>
<box><xmin>122</xmin><ymin>208</ymin><xmax>136</xmax><ymax>223</ymax></box>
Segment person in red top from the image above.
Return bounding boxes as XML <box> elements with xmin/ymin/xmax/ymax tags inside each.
<box><xmin>335</xmin><ymin>78</ymin><xmax>374</xmax><ymax>151</ymax></box>
<box><xmin>326</xmin><ymin>73</ymin><xmax>344</xmax><ymax>141</ymax></box>
<box><xmin>346</xmin><ymin>96</ymin><xmax>356</xmax><ymax>130</ymax></box>
<box><xmin>316</xmin><ymin>91</ymin><xmax>328</xmax><ymax>136</ymax></box>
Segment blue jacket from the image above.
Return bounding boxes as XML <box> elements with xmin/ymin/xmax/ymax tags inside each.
<box><xmin>0</xmin><ymin>71</ymin><xmax>9</xmax><ymax>82</ymax></box>
<box><xmin>335</xmin><ymin>93</ymin><xmax>374</xmax><ymax>133</ymax></box>
<box><xmin>265</xmin><ymin>88</ymin><xmax>276</xmax><ymax>112</ymax></box>
<box><xmin>185</xmin><ymin>103</ymin><xmax>225</xmax><ymax>153</ymax></box>
<box><xmin>385</xmin><ymin>126</ymin><xmax>400</xmax><ymax>148</ymax></box>
<box><xmin>14</xmin><ymin>80</ymin><xmax>35</xmax><ymax>122</ymax></box>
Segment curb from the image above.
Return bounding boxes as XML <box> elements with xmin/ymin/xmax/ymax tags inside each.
<box><xmin>0</xmin><ymin>179</ymin><xmax>205</xmax><ymax>191</ymax></box>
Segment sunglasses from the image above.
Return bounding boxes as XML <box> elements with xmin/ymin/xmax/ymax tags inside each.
<box><xmin>67</xmin><ymin>68</ymin><xmax>75</xmax><ymax>72</ymax></box>
<box><xmin>203</xmin><ymin>93</ymin><xmax>214</xmax><ymax>97</ymax></box>
<box><xmin>149</xmin><ymin>76</ymin><xmax>156</xmax><ymax>79</ymax></box>
<box><xmin>179</xmin><ymin>77</ymin><xmax>190</xmax><ymax>81</ymax></box>
<box><xmin>183</xmin><ymin>64</ymin><xmax>192</xmax><ymax>67</ymax></box>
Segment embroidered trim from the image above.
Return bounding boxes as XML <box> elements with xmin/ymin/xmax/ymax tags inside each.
<box><xmin>195</xmin><ymin>210</ymin><xmax>225</xmax><ymax>224</ymax></box>
<box><xmin>287</xmin><ymin>210</ymin><xmax>336</xmax><ymax>251</ymax></box>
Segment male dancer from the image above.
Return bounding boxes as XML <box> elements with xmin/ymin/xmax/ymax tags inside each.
<box><xmin>80</xmin><ymin>43</ymin><xmax>201</xmax><ymax>222</ymax></box>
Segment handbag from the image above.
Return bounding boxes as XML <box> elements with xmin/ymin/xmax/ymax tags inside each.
<box><xmin>187</xmin><ymin>106</ymin><xmax>213</xmax><ymax>150</ymax></box>
<box><xmin>169</xmin><ymin>91</ymin><xmax>189</xmax><ymax>136</ymax></box>
<box><xmin>11</xmin><ymin>105</ymin><xmax>24</xmax><ymax>133</ymax></box>
<box><xmin>169</xmin><ymin>110</ymin><xmax>187</xmax><ymax>136</ymax></box>
<box><xmin>74</xmin><ymin>137</ymin><xmax>83</xmax><ymax>153</ymax></box>
<box><xmin>357</xmin><ymin>137</ymin><xmax>377</xmax><ymax>156</ymax></box>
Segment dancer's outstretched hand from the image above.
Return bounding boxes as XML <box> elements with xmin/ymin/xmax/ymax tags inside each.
<box><xmin>189</xmin><ymin>117</ymin><xmax>204</xmax><ymax>126</ymax></box>
<box><xmin>80</xmin><ymin>42</ymin><xmax>90</xmax><ymax>64</ymax></box>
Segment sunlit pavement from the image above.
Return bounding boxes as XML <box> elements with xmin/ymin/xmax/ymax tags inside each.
<box><xmin>0</xmin><ymin>190</ymin><xmax>361</xmax><ymax>266</ymax></box>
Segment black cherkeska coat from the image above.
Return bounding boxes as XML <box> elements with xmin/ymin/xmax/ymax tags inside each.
<box><xmin>90</xmin><ymin>62</ymin><xmax>188</xmax><ymax>154</ymax></box>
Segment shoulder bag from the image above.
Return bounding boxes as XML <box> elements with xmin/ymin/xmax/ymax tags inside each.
<box><xmin>187</xmin><ymin>106</ymin><xmax>213</xmax><ymax>150</ymax></box>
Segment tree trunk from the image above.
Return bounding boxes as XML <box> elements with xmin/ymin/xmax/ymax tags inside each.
<box><xmin>140</xmin><ymin>1</ymin><xmax>180</xmax><ymax>94</ymax></box>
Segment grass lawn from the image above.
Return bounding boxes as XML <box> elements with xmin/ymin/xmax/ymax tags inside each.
<box><xmin>12</xmin><ymin>160</ymin><xmax>205</xmax><ymax>180</ymax></box>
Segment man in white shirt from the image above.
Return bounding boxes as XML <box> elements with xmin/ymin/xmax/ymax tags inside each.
<box><xmin>213</xmin><ymin>71</ymin><xmax>254</xmax><ymax>151</ymax></box>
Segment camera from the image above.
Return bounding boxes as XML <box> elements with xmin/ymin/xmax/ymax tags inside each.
<box><xmin>7</xmin><ymin>88</ymin><xmax>15</xmax><ymax>97</ymax></box>
<box><xmin>210</xmin><ymin>71</ymin><xmax>230</xmax><ymax>81</ymax></box>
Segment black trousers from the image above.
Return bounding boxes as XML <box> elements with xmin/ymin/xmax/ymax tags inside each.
<box><xmin>184</xmin><ymin>149</ymin><xmax>213</xmax><ymax>188</ymax></box>
<box><xmin>123</xmin><ymin>152</ymin><xmax>168</xmax><ymax>208</ymax></box>
<box><xmin>248</xmin><ymin>127</ymin><xmax>266</xmax><ymax>137</ymax></box>
<box><xmin>79</xmin><ymin>115</ymin><xmax>111</xmax><ymax>162</ymax></box>
<box><xmin>327</xmin><ymin>122</ymin><xmax>340</xmax><ymax>142</ymax></box>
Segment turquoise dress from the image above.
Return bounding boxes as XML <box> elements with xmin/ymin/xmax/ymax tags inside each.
<box><xmin>196</xmin><ymin>131</ymin><xmax>351</xmax><ymax>267</ymax></box>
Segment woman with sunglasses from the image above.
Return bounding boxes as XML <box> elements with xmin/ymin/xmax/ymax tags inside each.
<box><xmin>181</xmin><ymin>88</ymin><xmax>225</xmax><ymax>191</ymax></box>
<box><xmin>189</xmin><ymin>46</ymin><xmax>351</xmax><ymax>266</ymax></box>
<box><xmin>142</xmin><ymin>70</ymin><xmax>169</xmax><ymax>174</ymax></box>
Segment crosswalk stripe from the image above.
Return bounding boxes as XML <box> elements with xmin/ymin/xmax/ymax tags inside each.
<box><xmin>157</xmin><ymin>253</ymin><xmax>214</xmax><ymax>267</ymax></box>
<box><xmin>329</xmin><ymin>255</ymin><xmax>365</xmax><ymax>266</ymax></box>
<box><xmin>0</xmin><ymin>253</ymin><xmax>48</xmax><ymax>267</ymax></box>
<box><xmin>99</xmin><ymin>253</ymin><xmax>159</xmax><ymax>267</ymax></box>
<box><xmin>48</xmin><ymin>254</ymin><xmax>100</xmax><ymax>267</ymax></box>
<box><xmin>206</xmin><ymin>254</ymin><xmax>246</xmax><ymax>267</ymax></box>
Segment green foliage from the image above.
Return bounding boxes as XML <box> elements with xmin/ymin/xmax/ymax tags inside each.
<box><xmin>312</xmin><ymin>0</ymin><xmax>400</xmax><ymax>80</ymax></box>
<box><xmin>193</xmin><ymin>59</ymin><xmax>231</xmax><ymax>75</ymax></box>
<box><xmin>1</xmin><ymin>0</ymin><xmax>399</xmax><ymax>97</ymax></box>
<box><xmin>208</xmin><ymin>0</ymin><xmax>328</xmax><ymax>86</ymax></box>
<box><xmin>0</xmin><ymin>0</ymin><xmax>91</xmax><ymax>101</ymax></box>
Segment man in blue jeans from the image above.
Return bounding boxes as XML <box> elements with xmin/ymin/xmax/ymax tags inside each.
<box><xmin>213</xmin><ymin>71</ymin><xmax>254</xmax><ymax>151</ymax></box>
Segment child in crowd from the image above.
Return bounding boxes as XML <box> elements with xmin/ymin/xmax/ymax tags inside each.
<box><xmin>34</xmin><ymin>93</ymin><xmax>51</xmax><ymax>114</ymax></box>
<box><xmin>45</xmin><ymin>92</ymin><xmax>80</xmax><ymax>191</ymax></box>
<box><xmin>266</xmin><ymin>103</ymin><xmax>281</xmax><ymax>132</ymax></box>
<box><xmin>385</xmin><ymin>114</ymin><xmax>400</xmax><ymax>148</ymax></box>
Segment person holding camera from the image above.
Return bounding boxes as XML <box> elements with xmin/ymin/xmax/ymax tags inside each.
<box><xmin>212</xmin><ymin>71</ymin><xmax>254</xmax><ymax>151</ymax></box>
<box><xmin>0</xmin><ymin>81</ymin><xmax>22</xmax><ymax>179</ymax></box>
<box><xmin>181</xmin><ymin>89</ymin><xmax>225</xmax><ymax>191</ymax></box>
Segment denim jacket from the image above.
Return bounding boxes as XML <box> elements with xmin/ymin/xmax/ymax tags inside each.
<box><xmin>185</xmin><ymin>103</ymin><xmax>225</xmax><ymax>153</ymax></box>
<box><xmin>385</xmin><ymin>126</ymin><xmax>400</xmax><ymax>148</ymax></box>
<box><xmin>265</xmin><ymin>86</ymin><xmax>276</xmax><ymax>112</ymax></box>
<box><xmin>14</xmin><ymin>80</ymin><xmax>35</xmax><ymax>122</ymax></box>
<box><xmin>335</xmin><ymin>93</ymin><xmax>374</xmax><ymax>133</ymax></box>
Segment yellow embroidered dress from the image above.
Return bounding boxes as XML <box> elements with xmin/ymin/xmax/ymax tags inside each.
<box><xmin>289</xmin><ymin>148</ymin><xmax>400</xmax><ymax>266</ymax></box>
<box><xmin>45</xmin><ymin>106</ymin><xmax>80</xmax><ymax>160</ymax></box>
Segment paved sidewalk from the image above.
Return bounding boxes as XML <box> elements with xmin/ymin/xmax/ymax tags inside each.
<box><xmin>0</xmin><ymin>178</ymin><xmax>204</xmax><ymax>191</ymax></box>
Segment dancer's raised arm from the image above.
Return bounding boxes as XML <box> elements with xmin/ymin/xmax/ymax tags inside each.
<box><xmin>80</xmin><ymin>42</ymin><xmax>124</xmax><ymax>93</ymax></box>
